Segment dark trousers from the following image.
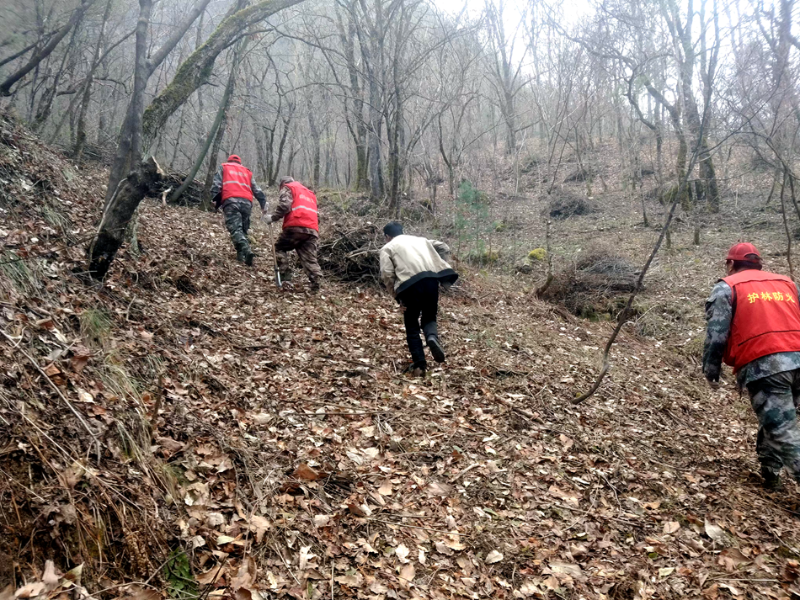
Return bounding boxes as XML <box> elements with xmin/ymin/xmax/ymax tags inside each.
<box><xmin>274</xmin><ymin>228</ymin><xmax>322</xmax><ymax>285</ymax></box>
<box><xmin>222</xmin><ymin>198</ymin><xmax>253</xmax><ymax>260</ymax></box>
<box><xmin>398</xmin><ymin>278</ymin><xmax>439</xmax><ymax>366</ymax></box>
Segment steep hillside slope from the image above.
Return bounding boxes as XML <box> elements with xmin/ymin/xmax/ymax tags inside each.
<box><xmin>2</xmin><ymin>116</ymin><xmax>799</xmax><ymax>600</ymax></box>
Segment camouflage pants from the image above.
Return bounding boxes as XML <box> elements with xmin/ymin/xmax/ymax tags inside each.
<box><xmin>747</xmin><ymin>369</ymin><xmax>800</xmax><ymax>480</ymax></box>
<box><xmin>275</xmin><ymin>229</ymin><xmax>322</xmax><ymax>285</ymax></box>
<box><xmin>222</xmin><ymin>198</ymin><xmax>252</xmax><ymax>261</ymax></box>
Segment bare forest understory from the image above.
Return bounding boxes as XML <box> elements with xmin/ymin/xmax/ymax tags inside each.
<box><xmin>4</xmin><ymin>118</ymin><xmax>800</xmax><ymax>600</ymax></box>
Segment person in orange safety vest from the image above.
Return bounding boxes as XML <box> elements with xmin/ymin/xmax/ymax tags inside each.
<box><xmin>210</xmin><ymin>155</ymin><xmax>267</xmax><ymax>266</ymax></box>
<box><xmin>703</xmin><ymin>242</ymin><xmax>800</xmax><ymax>490</ymax></box>
<box><xmin>268</xmin><ymin>176</ymin><xmax>322</xmax><ymax>292</ymax></box>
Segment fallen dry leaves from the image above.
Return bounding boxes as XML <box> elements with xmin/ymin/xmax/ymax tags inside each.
<box><xmin>2</xmin><ymin>113</ymin><xmax>800</xmax><ymax>600</ymax></box>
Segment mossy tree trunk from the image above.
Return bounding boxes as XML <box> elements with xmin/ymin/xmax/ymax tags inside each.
<box><xmin>200</xmin><ymin>44</ymin><xmax>245</xmax><ymax>209</ymax></box>
<box><xmin>141</xmin><ymin>0</ymin><xmax>304</xmax><ymax>151</ymax></box>
<box><xmin>105</xmin><ymin>0</ymin><xmax>216</xmax><ymax>205</ymax></box>
<box><xmin>91</xmin><ymin>0</ymin><xmax>306</xmax><ymax>279</ymax></box>
<box><xmin>88</xmin><ymin>158</ymin><xmax>164</xmax><ymax>278</ymax></box>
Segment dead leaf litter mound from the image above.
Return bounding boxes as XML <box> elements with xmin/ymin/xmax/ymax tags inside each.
<box><xmin>546</xmin><ymin>192</ymin><xmax>597</xmax><ymax>220</ymax></box>
<box><xmin>540</xmin><ymin>251</ymin><xmax>639</xmax><ymax>318</ymax></box>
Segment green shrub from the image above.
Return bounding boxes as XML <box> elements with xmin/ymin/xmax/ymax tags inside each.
<box><xmin>468</xmin><ymin>249</ymin><xmax>500</xmax><ymax>265</ymax></box>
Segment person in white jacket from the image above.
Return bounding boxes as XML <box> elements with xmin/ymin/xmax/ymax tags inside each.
<box><xmin>379</xmin><ymin>221</ymin><xmax>458</xmax><ymax>376</ymax></box>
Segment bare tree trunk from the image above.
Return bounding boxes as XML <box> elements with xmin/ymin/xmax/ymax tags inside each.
<box><xmin>74</xmin><ymin>0</ymin><xmax>114</xmax><ymax>161</ymax></box>
<box><xmin>308</xmin><ymin>108</ymin><xmax>321</xmax><ymax>188</ymax></box>
<box><xmin>271</xmin><ymin>115</ymin><xmax>292</xmax><ymax>185</ymax></box>
<box><xmin>32</xmin><ymin>22</ymin><xmax>81</xmax><ymax>133</ymax></box>
<box><xmin>390</xmin><ymin>96</ymin><xmax>403</xmax><ymax>218</ymax></box>
<box><xmin>200</xmin><ymin>56</ymin><xmax>240</xmax><ymax>209</ymax></box>
<box><xmin>335</xmin><ymin>4</ymin><xmax>368</xmax><ymax>190</ymax></box>
<box><xmin>665</xmin><ymin>0</ymin><xmax>719</xmax><ymax>214</ymax></box>
<box><xmin>354</xmin><ymin>0</ymin><xmax>386</xmax><ymax>201</ymax></box>
<box><xmin>698</xmin><ymin>0</ymin><xmax>720</xmax><ymax>212</ymax></box>
<box><xmin>365</xmin><ymin>52</ymin><xmax>384</xmax><ymax>201</ymax></box>
<box><xmin>486</xmin><ymin>0</ymin><xmax>520</xmax><ymax>155</ymax></box>
<box><xmin>389</xmin><ymin>6</ymin><xmax>408</xmax><ymax>217</ymax></box>
<box><xmin>781</xmin><ymin>169</ymin><xmax>795</xmax><ymax>280</ymax></box>
<box><xmin>103</xmin><ymin>0</ymin><xmax>154</xmax><ymax>209</ymax></box>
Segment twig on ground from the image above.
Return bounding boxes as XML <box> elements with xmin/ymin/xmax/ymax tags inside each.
<box><xmin>573</xmin><ymin>82</ymin><xmax>714</xmax><ymax>405</ymax></box>
<box><xmin>547</xmin><ymin>502</ymin><xmax>643</xmax><ymax>528</ymax></box>
<box><xmin>273</xmin><ymin>544</ymin><xmax>302</xmax><ymax>586</ymax></box>
<box><xmin>450</xmin><ymin>462</ymin><xmax>480</xmax><ymax>483</ymax></box>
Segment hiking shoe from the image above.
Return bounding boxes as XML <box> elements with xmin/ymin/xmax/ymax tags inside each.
<box><xmin>244</xmin><ymin>251</ymin><xmax>255</xmax><ymax>266</ymax></box>
<box><xmin>427</xmin><ymin>336</ymin><xmax>446</xmax><ymax>363</ymax></box>
<box><xmin>403</xmin><ymin>362</ymin><xmax>427</xmax><ymax>377</ymax></box>
<box><xmin>762</xmin><ymin>467</ymin><xmax>783</xmax><ymax>491</ymax></box>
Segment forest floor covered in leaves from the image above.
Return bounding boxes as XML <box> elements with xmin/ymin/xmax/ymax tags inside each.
<box><xmin>3</xmin><ymin>117</ymin><xmax>800</xmax><ymax>600</ymax></box>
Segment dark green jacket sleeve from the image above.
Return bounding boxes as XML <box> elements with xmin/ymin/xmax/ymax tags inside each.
<box><xmin>702</xmin><ymin>281</ymin><xmax>732</xmax><ymax>380</ymax></box>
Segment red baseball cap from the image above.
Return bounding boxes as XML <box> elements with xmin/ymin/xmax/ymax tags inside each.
<box><xmin>227</xmin><ymin>154</ymin><xmax>242</xmax><ymax>163</ymax></box>
<box><xmin>726</xmin><ymin>242</ymin><xmax>761</xmax><ymax>261</ymax></box>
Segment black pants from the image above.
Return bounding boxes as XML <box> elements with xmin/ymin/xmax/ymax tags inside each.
<box><xmin>398</xmin><ymin>278</ymin><xmax>439</xmax><ymax>366</ymax></box>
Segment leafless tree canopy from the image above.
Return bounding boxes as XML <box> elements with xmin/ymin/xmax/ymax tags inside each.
<box><xmin>1</xmin><ymin>0</ymin><xmax>800</xmax><ymax>274</ymax></box>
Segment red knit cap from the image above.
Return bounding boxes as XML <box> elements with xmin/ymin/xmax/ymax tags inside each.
<box><xmin>726</xmin><ymin>242</ymin><xmax>761</xmax><ymax>262</ymax></box>
<box><xmin>227</xmin><ymin>154</ymin><xmax>242</xmax><ymax>163</ymax></box>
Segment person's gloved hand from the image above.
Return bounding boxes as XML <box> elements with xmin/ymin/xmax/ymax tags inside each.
<box><xmin>705</xmin><ymin>364</ymin><xmax>721</xmax><ymax>390</ymax></box>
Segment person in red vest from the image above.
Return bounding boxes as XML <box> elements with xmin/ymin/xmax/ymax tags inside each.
<box><xmin>703</xmin><ymin>242</ymin><xmax>800</xmax><ymax>490</ymax></box>
<box><xmin>269</xmin><ymin>176</ymin><xmax>322</xmax><ymax>291</ymax></box>
<box><xmin>210</xmin><ymin>155</ymin><xmax>267</xmax><ymax>266</ymax></box>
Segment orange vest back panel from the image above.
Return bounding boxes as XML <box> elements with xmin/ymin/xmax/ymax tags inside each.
<box><xmin>722</xmin><ymin>270</ymin><xmax>800</xmax><ymax>371</ymax></box>
<box><xmin>221</xmin><ymin>162</ymin><xmax>254</xmax><ymax>202</ymax></box>
<box><xmin>283</xmin><ymin>181</ymin><xmax>318</xmax><ymax>231</ymax></box>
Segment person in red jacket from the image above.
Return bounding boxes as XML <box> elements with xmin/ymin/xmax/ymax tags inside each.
<box><xmin>703</xmin><ymin>242</ymin><xmax>800</xmax><ymax>489</ymax></box>
<box><xmin>210</xmin><ymin>155</ymin><xmax>267</xmax><ymax>266</ymax></box>
<box><xmin>269</xmin><ymin>176</ymin><xmax>322</xmax><ymax>291</ymax></box>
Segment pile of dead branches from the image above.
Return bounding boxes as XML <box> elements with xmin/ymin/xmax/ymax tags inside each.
<box><xmin>152</xmin><ymin>172</ymin><xmax>205</xmax><ymax>207</ymax></box>
<box><xmin>540</xmin><ymin>250</ymin><xmax>639</xmax><ymax>318</ymax></box>
<box><xmin>547</xmin><ymin>192</ymin><xmax>597</xmax><ymax>219</ymax></box>
<box><xmin>319</xmin><ymin>222</ymin><xmax>382</xmax><ymax>283</ymax></box>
